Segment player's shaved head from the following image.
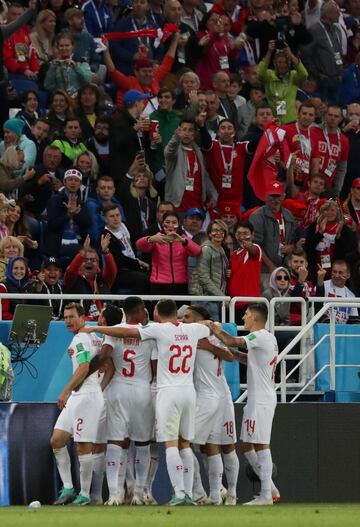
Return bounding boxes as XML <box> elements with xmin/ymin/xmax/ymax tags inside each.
<box><xmin>247</xmin><ymin>303</ymin><xmax>268</xmax><ymax>322</ymax></box>
<box><xmin>123</xmin><ymin>296</ymin><xmax>145</xmax><ymax>316</ymax></box>
<box><xmin>156</xmin><ymin>299</ymin><xmax>177</xmax><ymax>318</ymax></box>
<box><xmin>186</xmin><ymin>305</ymin><xmax>211</xmax><ymax>321</ymax></box>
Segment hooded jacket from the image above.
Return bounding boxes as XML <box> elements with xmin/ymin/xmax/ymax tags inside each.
<box><xmin>0</xmin><ymin>256</ymin><xmax>30</xmax><ymax>319</ymax></box>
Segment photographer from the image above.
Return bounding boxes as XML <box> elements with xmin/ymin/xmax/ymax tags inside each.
<box><xmin>257</xmin><ymin>39</ymin><xmax>308</xmax><ymax>124</ymax></box>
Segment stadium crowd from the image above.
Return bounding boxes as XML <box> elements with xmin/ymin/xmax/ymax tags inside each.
<box><xmin>0</xmin><ymin>0</ymin><xmax>359</xmax><ymax>324</ymax></box>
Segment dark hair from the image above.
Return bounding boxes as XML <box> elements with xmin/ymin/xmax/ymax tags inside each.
<box><xmin>64</xmin><ymin>302</ymin><xmax>85</xmax><ymax>316</ymax></box>
<box><xmin>55</xmin><ymin>31</ymin><xmax>74</xmax><ymax>45</ymax></box>
<box><xmin>102</xmin><ymin>304</ymin><xmax>123</xmax><ymax>326</ymax></box>
<box><xmin>97</xmin><ymin>175</ymin><xmax>114</xmax><ymax>185</ymax></box>
<box><xmin>78</xmin><ymin>83</ymin><xmax>100</xmax><ymax>107</ymax></box>
<box><xmin>32</xmin><ymin>117</ymin><xmax>50</xmax><ymax>128</ymax></box>
<box><xmin>256</xmin><ymin>103</ymin><xmax>273</xmax><ymax>115</ymax></box>
<box><xmin>186</xmin><ymin>304</ymin><xmax>211</xmax><ymax>320</ymax></box>
<box><xmin>95</xmin><ymin>114</ymin><xmax>111</xmax><ymax>127</ymax></box>
<box><xmin>299</xmin><ymin>101</ymin><xmax>316</xmax><ymax>112</ymax></box>
<box><xmin>249</xmin><ymin>83</ymin><xmax>265</xmax><ymax>93</ymax></box>
<box><xmin>234</xmin><ymin>220</ymin><xmax>254</xmax><ymax>233</ymax></box>
<box><xmin>216</xmin><ymin>118</ymin><xmax>235</xmax><ymax>131</ymax></box>
<box><xmin>247</xmin><ymin>302</ymin><xmax>268</xmax><ymax>322</ymax></box>
<box><xmin>123</xmin><ymin>296</ymin><xmax>144</xmax><ymax>316</ymax></box>
<box><xmin>199</xmin><ymin>9</ymin><xmax>219</xmax><ymax>31</ymax></box>
<box><xmin>20</xmin><ymin>89</ymin><xmax>39</xmax><ymax>105</ymax></box>
<box><xmin>229</xmin><ymin>73</ymin><xmax>242</xmax><ymax>86</ymax></box>
<box><xmin>156</xmin><ymin>299</ymin><xmax>177</xmax><ymax>318</ymax></box>
<box><xmin>289</xmin><ymin>248</ymin><xmax>308</xmax><ymax>260</ymax></box>
<box><xmin>103</xmin><ymin>203</ymin><xmax>119</xmax><ymax>216</ymax></box>
<box><xmin>64</xmin><ymin>117</ymin><xmax>81</xmax><ymax>127</ymax></box>
<box><xmin>162</xmin><ymin>211</ymin><xmax>180</xmax><ymax>224</ymax></box>
<box><xmin>332</xmin><ymin>259</ymin><xmax>351</xmax><ymax>273</ymax></box>
<box><xmin>179</xmin><ymin>118</ymin><xmax>196</xmax><ymax>128</ymax></box>
<box><xmin>157</xmin><ymin>201</ymin><xmax>175</xmax><ymax>212</ymax></box>
<box><xmin>158</xmin><ymin>87</ymin><xmax>176</xmax><ymax>99</ymax></box>
<box><xmin>308</xmin><ymin>172</ymin><xmax>327</xmax><ymax>183</ymax></box>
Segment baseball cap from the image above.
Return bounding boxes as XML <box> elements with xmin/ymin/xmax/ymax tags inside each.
<box><xmin>42</xmin><ymin>257</ymin><xmax>61</xmax><ymax>269</ymax></box>
<box><xmin>123</xmin><ymin>89</ymin><xmax>151</xmax><ymax>106</ymax></box>
<box><xmin>352</xmin><ymin>178</ymin><xmax>360</xmax><ymax>188</ymax></box>
<box><xmin>64</xmin><ymin>168</ymin><xmax>82</xmax><ymax>181</ymax></box>
<box><xmin>135</xmin><ymin>58</ymin><xmax>154</xmax><ymax>70</ymax></box>
<box><xmin>266</xmin><ymin>181</ymin><xmax>285</xmax><ymax>196</ymax></box>
<box><xmin>184</xmin><ymin>207</ymin><xmax>205</xmax><ymax>219</ymax></box>
<box><xmin>219</xmin><ymin>202</ymin><xmax>241</xmax><ymax>218</ymax></box>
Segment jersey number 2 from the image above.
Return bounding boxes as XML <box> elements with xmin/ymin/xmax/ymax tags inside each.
<box><xmin>169</xmin><ymin>344</ymin><xmax>193</xmax><ymax>374</ymax></box>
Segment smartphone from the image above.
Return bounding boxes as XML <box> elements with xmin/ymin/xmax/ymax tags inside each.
<box><xmin>136</xmin><ymin>150</ymin><xmax>145</xmax><ymax>160</ymax></box>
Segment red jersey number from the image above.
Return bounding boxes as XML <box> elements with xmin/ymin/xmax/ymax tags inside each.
<box><xmin>169</xmin><ymin>344</ymin><xmax>193</xmax><ymax>374</ymax></box>
<box><xmin>269</xmin><ymin>356</ymin><xmax>277</xmax><ymax>381</ymax></box>
<box><xmin>122</xmin><ymin>349</ymin><xmax>136</xmax><ymax>377</ymax></box>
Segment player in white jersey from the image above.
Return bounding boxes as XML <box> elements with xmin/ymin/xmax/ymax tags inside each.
<box><xmin>81</xmin><ymin>298</ymin><xmax>210</xmax><ymax>506</ymax></box>
<box><xmin>209</xmin><ymin>303</ymin><xmax>280</xmax><ymax>506</ymax></box>
<box><xmin>183</xmin><ymin>306</ymin><xmax>239</xmax><ymax>506</ymax></box>
<box><xmin>100</xmin><ymin>297</ymin><xmax>157</xmax><ymax>506</ymax></box>
<box><xmin>50</xmin><ymin>303</ymin><xmax>104</xmax><ymax>506</ymax></box>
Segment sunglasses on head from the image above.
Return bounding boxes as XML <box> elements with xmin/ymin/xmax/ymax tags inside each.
<box><xmin>276</xmin><ymin>274</ymin><xmax>289</xmax><ymax>281</ymax></box>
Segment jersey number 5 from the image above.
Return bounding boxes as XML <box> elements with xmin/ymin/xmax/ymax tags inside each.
<box><xmin>168</xmin><ymin>344</ymin><xmax>193</xmax><ymax>374</ymax></box>
<box><xmin>122</xmin><ymin>349</ymin><xmax>136</xmax><ymax>377</ymax></box>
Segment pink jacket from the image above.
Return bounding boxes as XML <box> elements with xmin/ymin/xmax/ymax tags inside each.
<box><xmin>136</xmin><ymin>233</ymin><xmax>201</xmax><ymax>284</ymax></box>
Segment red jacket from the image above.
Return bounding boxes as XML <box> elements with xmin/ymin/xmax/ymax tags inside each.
<box><xmin>136</xmin><ymin>233</ymin><xmax>201</xmax><ymax>284</ymax></box>
<box><xmin>109</xmin><ymin>54</ymin><xmax>174</xmax><ymax>108</ymax></box>
<box><xmin>3</xmin><ymin>27</ymin><xmax>39</xmax><ymax>74</ymax></box>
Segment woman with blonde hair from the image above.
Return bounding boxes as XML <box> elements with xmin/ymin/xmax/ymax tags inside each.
<box><xmin>0</xmin><ymin>235</ymin><xmax>24</xmax><ymax>281</ymax></box>
<box><xmin>30</xmin><ymin>9</ymin><xmax>56</xmax><ymax>65</ymax></box>
<box><xmin>73</xmin><ymin>150</ymin><xmax>99</xmax><ymax>201</ymax></box>
<box><xmin>0</xmin><ymin>146</ymin><xmax>36</xmax><ymax>193</ymax></box>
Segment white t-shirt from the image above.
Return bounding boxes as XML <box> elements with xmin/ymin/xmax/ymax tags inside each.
<box><xmin>69</xmin><ymin>332</ymin><xmax>103</xmax><ymax>393</ymax></box>
<box><xmin>324</xmin><ymin>279</ymin><xmax>357</xmax><ymax>324</ymax></box>
<box><xmin>243</xmin><ymin>329</ymin><xmax>278</xmax><ymax>406</ymax></box>
<box><xmin>194</xmin><ymin>334</ymin><xmax>230</xmax><ymax>399</ymax></box>
<box><xmin>105</xmin><ymin>224</ymin><xmax>135</xmax><ymax>259</ymax></box>
<box><xmin>103</xmin><ymin>322</ymin><xmax>157</xmax><ymax>385</ymax></box>
<box><xmin>138</xmin><ymin>322</ymin><xmax>210</xmax><ymax>389</ymax></box>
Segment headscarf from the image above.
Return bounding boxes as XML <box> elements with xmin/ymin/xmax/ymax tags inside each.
<box><xmin>269</xmin><ymin>266</ymin><xmax>291</xmax><ymax>296</ymax></box>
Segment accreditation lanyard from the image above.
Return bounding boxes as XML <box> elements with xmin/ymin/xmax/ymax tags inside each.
<box><xmin>132</xmin><ymin>17</ymin><xmax>150</xmax><ymax>47</ymax></box>
<box><xmin>220</xmin><ymin>143</ymin><xmax>236</xmax><ymax>174</ymax></box>
<box><xmin>319</xmin><ymin>22</ymin><xmax>341</xmax><ymax>51</ymax></box>
<box><xmin>323</xmin><ymin>127</ymin><xmax>341</xmax><ymax>158</ymax></box>
<box><xmin>295</xmin><ymin>123</ymin><xmax>311</xmax><ymax>158</ymax></box>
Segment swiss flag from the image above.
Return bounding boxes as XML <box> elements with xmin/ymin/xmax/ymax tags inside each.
<box><xmin>247</xmin><ymin>120</ymin><xmax>290</xmax><ymax>202</ymax></box>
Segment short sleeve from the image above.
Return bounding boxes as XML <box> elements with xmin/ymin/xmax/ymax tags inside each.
<box><xmin>103</xmin><ymin>335</ymin><xmax>116</xmax><ymax>349</ymax></box>
<box><xmin>243</xmin><ymin>332</ymin><xmax>258</xmax><ymax>351</ymax></box>
<box><xmin>138</xmin><ymin>323</ymin><xmax>161</xmax><ymax>341</ymax></box>
<box><xmin>193</xmin><ymin>323</ymin><xmax>210</xmax><ymax>339</ymax></box>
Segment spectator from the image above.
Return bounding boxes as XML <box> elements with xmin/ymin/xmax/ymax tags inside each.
<box><xmin>340</xmin><ymin>51</ymin><xmax>360</xmax><ymax>106</ymax></box>
<box><xmin>302</xmin><ymin>0</ymin><xmax>343</xmax><ymax>105</ymax></box>
<box><xmin>228</xmin><ymin>73</ymin><xmax>246</xmax><ymax>110</ymax></box>
<box><xmin>341</xmin><ymin>103</ymin><xmax>360</xmax><ymax>199</ymax></box>
<box><xmin>15</xmin><ymin>90</ymin><xmax>40</xmax><ymax>137</ymax></box>
<box><xmin>109</xmin><ymin>0</ymin><xmax>156</xmax><ymax>75</ymax></box>
<box><xmin>86</xmin><ymin>175</ymin><xmax>124</xmax><ymax>246</ymax></box>
<box><xmin>164</xmin><ymin>118</ymin><xmax>218</xmax><ymax>211</ymax></box>
<box><xmin>46</xmin><ymin>90</ymin><xmax>73</xmax><ymax>142</ymax></box>
<box><xmin>0</xmin><ymin>146</ymin><xmax>36</xmax><ymax>195</ymax></box>
<box><xmin>44</xmin><ymin>168</ymin><xmax>91</xmax><ymax>260</ymax></box>
<box><xmin>182</xmin><ymin>207</ymin><xmax>205</xmax><ymax>238</ymax></box>
<box><xmin>28</xmin><ymin>118</ymin><xmax>50</xmax><ymax>165</ymax></box>
<box><xmin>104</xmin><ymin>32</ymin><xmax>180</xmax><ymax>108</ymax></box>
<box><xmin>73</xmin><ymin>151</ymin><xmax>99</xmax><ymax>201</ymax></box>
<box><xmin>5</xmin><ymin>201</ymin><xmax>38</xmax><ymax>267</ymax></box>
<box><xmin>120</xmin><ymin>164</ymin><xmax>158</xmax><ymax>246</ymax></box>
<box><xmin>262</xmin><ymin>266</ymin><xmax>291</xmax><ymax>325</ymax></box>
<box><xmin>44</xmin><ymin>32</ymin><xmax>93</xmax><ymax>99</ymax></box>
<box><xmin>64</xmin><ymin>233</ymin><xmax>117</xmax><ymax>319</ymax></box>
<box><xmin>141</xmin><ymin>200</ymin><xmax>175</xmax><ymax>237</ymax></box>
<box><xmin>257</xmin><ymin>40</ymin><xmax>308</xmax><ymax>125</ymax></box>
<box><xmin>102</xmin><ymin>203</ymin><xmax>149</xmax><ymax>293</ymax></box>
<box><xmin>65</xmin><ymin>8</ymin><xmax>101</xmax><ymax>76</ymax></box>
<box><xmin>343</xmin><ymin>177</ymin><xmax>360</xmax><ymax>232</ymax></box>
<box><xmin>204</xmin><ymin>90</ymin><xmax>225</xmax><ymax>139</ymax></box>
<box><xmin>0</xmin><ymin>118</ymin><xmax>36</xmax><ymax>174</ymax></box>
<box><xmin>318</xmin><ymin>259</ymin><xmax>359</xmax><ymax>324</ymax></box>
<box><xmin>51</xmin><ymin>118</ymin><xmax>87</xmax><ymax>169</ymax></box>
<box><xmin>249</xmin><ymin>181</ymin><xmax>296</xmax><ymax>288</ymax></box>
<box><xmin>0</xmin><ymin>256</ymin><xmax>31</xmax><ymax>320</ymax></box>
<box><xmin>136</xmin><ymin>211</ymin><xmax>201</xmax><ymax>295</ymax></box>
<box><xmin>305</xmin><ymin>199</ymin><xmax>358</xmax><ymax>281</ymax></box>
<box><xmin>3</xmin><ymin>2</ymin><xmax>40</xmax><ymax>82</ymax></box>
<box><xmin>29</xmin><ymin>256</ymin><xmax>64</xmax><ymax>320</ymax></box>
<box><xmin>174</xmin><ymin>70</ymin><xmax>201</xmax><ymax>111</ymax></box>
<box><xmin>228</xmin><ymin>220</ymin><xmax>262</xmax><ymax>324</ymax></box>
<box><xmin>219</xmin><ymin>202</ymin><xmax>241</xmax><ymax>245</ymax></box>
<box><xmin>81</xmin><ymin>0</ymin><xmax>113</xmax><ymax>38</ymax></box>
<box><xmin>75</xmin><ymin>84</ymin><xmax>101</xmax><ymax>141</ymax></box>
<box><xmin>311</xmin><ymin>105</ymin><xmax>349</xmax><ymax>196</ymax></box>
<box><xmin>212</xmin><ymin>71</ymin><xmax>239</xmax><ymax>128</ymax></box>
<box><xmin>30</xmin><ymin>9</ymin><xmax>56</xmax><ymax>67</ymax></box>
<box><xmin>86</xmin><ymin>115</ymin><xmax>111</xmax><ymax>176</ymax></box>
<box><xmin>237</xmin><ymin>84</ymin><xmax>265</xmax><ymax>139</ymax></box>
<box><xmin>0</xmin><ymin>202</ymin><xmax>10</xmax><ymax>241</ymax></box>
<box><xmin>108</xmin><ymin>90</ymin><xmax>151</xmax><ymax>192</ymax></box>
<box><xmin>189</xmin><ymin>218</ymin><xmax>229</xmax><ymax>320</ymax></box>
<box><xmin>181</xmin><ymin>0</ymin><xmax>203</xmax><ymax>31</ymax></box>
<box><xmin>0</xmin><ymin>236</ymin><xmax>24</xmax><ymax>282</ymax></box>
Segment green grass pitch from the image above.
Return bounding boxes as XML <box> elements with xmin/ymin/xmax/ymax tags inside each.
<box><xmin>2</xmin><ymin>505</ymin><xmax>360</xmax><ymax>527</ymax></box>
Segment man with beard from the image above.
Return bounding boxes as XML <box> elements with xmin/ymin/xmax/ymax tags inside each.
<box><xmin>86</xmin><ymin>116</ymin><xmax>111</xmax><ymax>176</ymax></box>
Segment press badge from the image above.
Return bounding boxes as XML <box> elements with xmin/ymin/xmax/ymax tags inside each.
<box><xmin>222</xmin><ymin>174</ymin><xmax>232</xmax><ymax>188</ymax></box>
<box><xmin>301</xmin><ymin>159</ymin><xmax>310</xmax><ymax>174</ymax></box>
<box><xmin>334</xmin><ymin>51</ymin><xmax>342</xmax><ymax>65</ymax></box>
<box><xmin>219</xmin><ymin>56</ymin><xmax>229</xmax><ymax>69</ymax></box>
<box><xmin>324</xmin><ymin>159</ymin><xmax>336</xmax><ymax>177</ymax></box>
<box><xmin>320</xmin><ymin>254</ymin><xmax>331</xmax><ymax>268</ymax></box>
<box><xmin>177</xmin><ymin>48</ymin><xmax>186</xmax><ymax>64</ymax></box>
<box><xmin>276</xmin><ymin>100</ymin><xmax>287</xmax><ymax>115</ymax></box>
<box><xmin>185</xmin><ymin>177</ymin><xmax>195</xmax><ymax>191</ymax></box>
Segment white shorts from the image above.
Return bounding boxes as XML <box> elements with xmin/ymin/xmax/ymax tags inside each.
<box><xmin>195</xmin><ymin>393</ymin><xmax>236</xmax><ymax>445</ymax></box>
<box><xmin>156</xmin><ymin>386</ymin><xmax>196</xmax><ymax>443</ymax></box>
<box><xmin>107</xmin><ymin>381</ymin><xmax>154</xmax><ymax>442</ymax></box>
<box><xmin>54</xmin><ymin>390</ymin><xmax>104</xmax><ymax>443</ymax></box>
<box><xmin>94</xmin><ymin>399</ymin><xmax>107</xmax><ymax>444</ymax></box>
<box><xmin>240</xmin><ymin>402</ymin><xmax>276</xmax><ymax>445</ymax></box>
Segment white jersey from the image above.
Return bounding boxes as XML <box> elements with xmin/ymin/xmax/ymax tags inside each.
<box><xmin>324</xmin><ymin>279</ymin><xmax>357</xmax><ymax>324</ymax></box>
<box><xmin>103</xmin><ymin>323</ymin><xmax>157</xmax><ymax>385</ymax></box>
<box><xmin>243</xmin><ymin>329</ymin><xmax>278</xmax><ymax>405</ymax></box>
<box><xmin>194</xmin><ymin>335</ymin><xmax>230</xmax><ymax>398</ymax></box>
<box><xmin>69</xmin><ymin>332</ymin><xmax>103</xmax><ymax>393</ymax></box>
<box><xmin>138</xmin><ymin>322</ymin><xmax>210</xmax><ymax>389</ymax></box>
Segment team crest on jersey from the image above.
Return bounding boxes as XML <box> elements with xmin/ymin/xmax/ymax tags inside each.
<box><xmin>76</xmin><ymin>342</ymin><xmax>85</xmax><ymax>352</ymax></box>
<box><xmin>248</xmin><ymin>333</ymin><xmax>256</xmax><ymax>341</ymax></box>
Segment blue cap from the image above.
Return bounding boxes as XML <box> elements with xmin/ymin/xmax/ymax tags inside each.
<box><xmin>123</xmin><ymin>89</ymin><xmax>151</xmax><ymax>106</ymax></box>
<box><xmin>185</xmin><ymin>208</ymin><xmax>205</xmax><ymax>219</ymax></box>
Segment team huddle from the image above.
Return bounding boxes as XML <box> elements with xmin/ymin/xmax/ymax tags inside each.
<box><xmin>50</xmin><ymin>298</ymin><xmax>279</xmax><ymax>507</ymax></box>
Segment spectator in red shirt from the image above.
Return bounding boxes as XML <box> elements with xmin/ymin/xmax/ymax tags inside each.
<box><xmin>311</xmin><ymin>105</ymin><xmax>350</xmax><ymax>195</ymax></box>
<box><xmin>342</xmin><ymin>177</ymin><xmax>360</xmax><ymax>232</ymax></box>
<box><xmin>3</xmin><ymin>3</ymin><xmax>40</xmax><ymax>80</ymax></box>
<box><xmin>64</xmin><ymin>234</ymin><xmax>117</xmax><ymax>320</ymax></box>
